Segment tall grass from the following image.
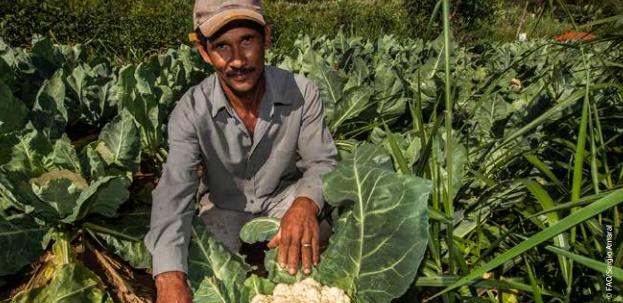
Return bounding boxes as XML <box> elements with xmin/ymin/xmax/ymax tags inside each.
<box><xmin>386</xmin><ymin>1</ymin><xmax>623</xmax><ymax>302</ymax></box>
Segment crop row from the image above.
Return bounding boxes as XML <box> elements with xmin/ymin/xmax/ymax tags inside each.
<box><xmin>0</xmin><ymin>30</ymin><xmax>622</xmax><ymax>302</ymax></box>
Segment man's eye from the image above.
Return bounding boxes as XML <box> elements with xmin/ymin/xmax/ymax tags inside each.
<box><xmin>242</xmin><ymin>36</ymin><xmax>254</xmax><ymax>45</ymax></box>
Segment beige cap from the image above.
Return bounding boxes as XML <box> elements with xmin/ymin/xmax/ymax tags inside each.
<box><xmin>193</xmin><ymin>0</ymin><xmax>265</xmax><ymax>38</ymax></box>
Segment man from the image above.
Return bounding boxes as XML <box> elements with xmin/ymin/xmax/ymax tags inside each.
<box><xmin>143</xmin><ymin>0</ymin><xmax>338</xmax><ymax>302</ymax></box>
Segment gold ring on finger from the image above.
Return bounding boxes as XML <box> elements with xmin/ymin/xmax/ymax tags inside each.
<box><xmin>302</xmin><ymin>243</ymin><xmax>312</xmax><ymax>247</ymax></box>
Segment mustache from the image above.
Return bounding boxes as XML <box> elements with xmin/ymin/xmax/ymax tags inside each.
<box><xmin>226</xmin><ymin>67</ymin><xmax>255</xmax><ymax>77</ymax></box>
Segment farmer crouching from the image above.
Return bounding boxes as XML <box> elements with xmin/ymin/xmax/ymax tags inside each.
<box><xmin>143</xmin><ymin>0</ymin><xmax>338</xmax><ymax>302</ymax></box>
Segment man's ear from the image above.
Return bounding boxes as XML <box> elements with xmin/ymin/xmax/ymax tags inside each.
<box><xmin>195</xmin><ymin>41</ymin><xmax>213</xmax><ymax>65</ymax></box>
<box><xmin>263</xmin><ymin>25</ymin><xmax>272</xmax><ymax>49</ymax></box>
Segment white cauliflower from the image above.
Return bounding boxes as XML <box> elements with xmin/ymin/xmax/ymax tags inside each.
<box><xmin>251</xmin><ymin>278</ymin><xmax>350</xmax><ymax>303</ymax></box>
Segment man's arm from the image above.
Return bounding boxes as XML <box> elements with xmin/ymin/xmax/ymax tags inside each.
<box><xmin>267</xmin><ymin>78</ymin><xmax>338</xmax><ymax>276</ymax></box>
<box><xmin>294</xmin><ymin>80</ymin><xmax>338</xmax><ymax>212</ymax></box>
<box><xmin>144</xmin><ymin>95</ymin><xmax>201</xmax><ymax>299</ymax></box>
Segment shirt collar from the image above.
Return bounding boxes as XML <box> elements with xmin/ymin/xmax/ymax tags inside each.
<box><xmin>209</xmin><ymin>66</ymin><xmax>292</xmax><ymax>118</ymax></box>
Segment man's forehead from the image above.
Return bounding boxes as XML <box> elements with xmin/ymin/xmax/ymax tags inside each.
<box><xmin>209</xmin><ymin>20</ymin><xmax>264</xmax><ymax>42</ymax></box>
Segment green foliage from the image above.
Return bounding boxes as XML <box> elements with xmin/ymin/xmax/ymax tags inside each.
<box><xmin>268</xmin><ymin>30</ymin><xmax>623</xmax><ymax>302</ymax></box>
<box><xmin>194</xmin><ymin>143</ymin><xmax>431</xmax><ymax>302</ymax></box>
<box><xmin>0</xmin><ymin>40</ymin><xmax>158</xmax><ymax>300</ymax></box>
<box><xmin>0</xmin><ymin>215</ymin><xmax>48</xmax><ymax>276</ymax></box>
<box><xmin>316</xmin><ymin>144</ymin><xmax>431</xmax><ymax>302</ymax></box>
<box><xmin>0</xmin><ymin>0</ymin><xmax>193</xmax><ymax>62</ymax></box>
<box><xmin>86</xmin><ymin>207</ymin><xmax>152</xmax><ymax>269</ymax></box>
<box><xmin>1</xmin><ymin>14</ymin><xmax>623</xmax><ymax>301</ymax></box>
<box><xmin>12</xmin><ymin>263</ymin><xmax>112</xmax><ymax>303</ymax></box>
<box><xmin>265</xmin><ymin>0</ymin><xmax>412</xmax><ymax>54</ymax></box>
<box><xmin>2</xmin><ymin>0</ymin><xmax>617</xmax><ymax>63</ymax></box>
<box><xmin>188</xmin><ymin>218</ymin><xmax>255</xmax><ymax>302</ymax></box>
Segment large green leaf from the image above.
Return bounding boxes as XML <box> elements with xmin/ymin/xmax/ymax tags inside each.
<box><xmin>306</xmin><ymin>58</ymin><xmax>342</xmax><ymax>124</ymax></box>
<box><xmin>470</xmin><ymin>95</ymin><xmax>512</xmax><ymax>140</ymax></box>
<box><xmin>30</xmin><ymin>71</ymin><xmax>67</xmax><ymax>140</ymax></box>
<box><xmin>95</xmin><ymin>110</ymin><xmax>141</xmax><ymax>173</ymax></box>
<box><xmin>116</xmin><ymin>63</ymin><xmax>165</xmax><ymax>157</ymax></box>
<box><xmin>65</xmin><ymin>64</ymin><xmax>116</xmax><ymax>126</ymax></box>
<box><xmin>81</xmin><ymin>144</ymin><xmax>106</xmax><ymax>181</ymax></box>
<box><xmin>0</xmin><ymin>214</ymin><xmax>48</xmax><ymax>275</ymax></box>
<box><xmin>5</xmin><ymin>129</ymin><xmax>53</xmax><ymax>177</ymax></box>
<box><xmin>62</xmin><ymin>176</ymin><xmax>130</xmax><ymax>223</ymax></box>
<box><xmin>0</xmin><ymin>169</ymin><xmax>57</xmax><ymax>219</ymax></box>
<box><xmin>0</xmin><ymin>56</ymin><xmax>16</xmax><ymax>90</ymax></box>
<box><xmin>330</xmin><ymin>86</ymin><xmax>373</xmax><ymax>134</ymax></box>
<box><xmin>87</xmin><ymin>207</ymin><xmax>151</xmax><ymax>269</ymax></box>
<box><xmin>343</xmin><ymin>57</ymin><xmax>369</xmax><ymax>92</ymax></box>
<box><xmin>373</xmin><ymin>63</ymin><xmax>408</xmax><ymax>118</ymax></box>
<box><xmin>314</xmin><ymin>143</ymin><xmax>432</xmax><ymax>302</ymax></box>
<box><xmin>13</xmin><ymin>263</ymin><xmax>112</xmax><ymax>303</ymax></box>
<box><xmin>240</xmin><ymin>275</ymin><xmax>275</xmax><ymax>303</ymax></box>
<box><xmin>239</xmin><ymin>217</ymin><xmax>280</xmax><ymax>244</ymax></box>
<box><xmin>46</xmin><ymin>135</ymin><xmax>82</xmax><ymax>174</ymax></box>
<box><xmin>188</xmin><ymin>218</ymin><xmax>253</xmax><ymax>302</ymax></box>
<box><xmin>30</xmin><ymin>170</ymin><xmax>86</xmax><ymax>219</ymax></box>
<box><xmin>0</xmin><ymin>80</ymin><xmax>27</xmax><ymax>135</ymax></box>
<box><xmin>0</xmin><ymin>132</ymin><xmax>18</xmax><ymax>167</ymax></box>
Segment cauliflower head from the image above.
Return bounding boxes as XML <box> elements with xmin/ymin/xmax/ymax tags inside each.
<box><xmin>251</xmin><ymin>278</ymin><xmax>350</xmax><ymax>303</ymax></box>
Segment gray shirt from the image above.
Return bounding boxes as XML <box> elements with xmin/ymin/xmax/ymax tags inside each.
<box><xmin>144</xmin><ymin>65</ymin><xmax>338</xmax><ymax>277</ymax></box>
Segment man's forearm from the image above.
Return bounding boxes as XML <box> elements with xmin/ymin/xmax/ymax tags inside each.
<box><xmin>292</xmin><ymin>196</ymin><xmax>319</xmax><ymax>214</ymax></box>
<box><xmin>155</xmin><ymin>271</ymin><xmax>187</xmax><ymax>288</ymax></box>
<box><xmin>144</xmin><ymin>94</ymin><xmax>201</xmax><ymax>278</ymax></box>
<box><xmin>155</xmin><ymin>271</ymin><xmax>193</xmax><ymax>303</ymax></box>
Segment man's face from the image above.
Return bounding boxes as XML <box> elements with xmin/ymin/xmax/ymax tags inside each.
<box><xmin>200</xmin><ymin>26</ymin><xmax>268</xmax><ymax>97</ymax></box>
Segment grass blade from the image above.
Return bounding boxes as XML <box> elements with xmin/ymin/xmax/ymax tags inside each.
<box><xmin>442</xmin><ymin>0</ymin><xmax>455</xmax><ymax>276</ymax></box>
<box><xmin>415</xmin><ymin>276</ymin><xmax>559</xmax><ymax>297</ymax></box>
<box><xmin>383</xmin><ymin>122</ymin><xmax>410</xmax><ymax>174</ymax></box>
<box><xmin>523</xmin><ymin>153</ymin><xmax>567</xmax><ymax>194</ymax></box>
<box><xmin>545</xmin><ymin>245</ymin><xmax>623</xmax><ymax>282</ymax></box>
<box><xmin>522</xmin><ymin>179</ymin><xmax>571</xmax><ymax>284</ymax></box>
<box><xmin>524</xmin><ymin>256</ymin><xmax>545</xmax><ymax>303</ymax></box>
<box><xmin>428</xmin><ymin>188</ymin><xmax>623</xmax><ymax>300</ymax></box>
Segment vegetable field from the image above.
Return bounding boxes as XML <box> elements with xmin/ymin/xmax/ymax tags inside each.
<box><xmin>1</xmin><ymin>7</ymin><xmax>623</xmax><ymax>303</ymax></box>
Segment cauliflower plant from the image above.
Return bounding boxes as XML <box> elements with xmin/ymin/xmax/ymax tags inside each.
<box><xmin>251</xmin><ymin>277</ymin><xmax>350</xmax><ymax>303</ymax></box>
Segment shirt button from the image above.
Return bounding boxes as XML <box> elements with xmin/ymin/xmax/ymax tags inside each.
<box><xmin>250</xmin><ymin>200</ymin><xmax>255</xmax><ymax>204</ymax></box>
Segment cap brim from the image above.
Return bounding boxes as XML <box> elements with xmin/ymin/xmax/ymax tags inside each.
<box><xmin>198</xmin><ymin>8</ymin><xmax>265</xmax><ymax>38</ymax></box>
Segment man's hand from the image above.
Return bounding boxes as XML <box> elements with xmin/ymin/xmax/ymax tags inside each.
<box><xmin>267</xmin><ymin>196</ymin><xmax>320</xmax><ymax>276</ymax></box>
<box><xmin>155</xmin><ymin>271</ymin><xmax>193</xmax><ymax>303</ymax></box>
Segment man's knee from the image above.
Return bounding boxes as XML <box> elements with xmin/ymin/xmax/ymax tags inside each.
<box><xmin>199</xmin><ymin>198</ymin><xmax>254</xmax><ymax>253</ymax></box>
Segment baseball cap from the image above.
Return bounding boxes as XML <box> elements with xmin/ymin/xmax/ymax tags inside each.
<box><xmin>193</xmin><ymin>0</ymin><xmax>265</xmax><ymax>38</ymax></box>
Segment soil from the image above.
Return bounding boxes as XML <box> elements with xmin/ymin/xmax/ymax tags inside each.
<box><xmin>82</xmin><ymin>239</ymin><xmax>156</xmax><ymax>303</ymax></box>
<box><xmin>0</xmin><ymin>238</ymin><xmax>158</xmax><ymax>303</ymax></box>
<box><xmin>240</xmin><ymin>242</ymin><xmax>271</xmax><ymax>277</ymax></box>
<box><xmin>0</xmin><ymin>252</ymin><xmax>47</xmax><ymax>301</ymax></box>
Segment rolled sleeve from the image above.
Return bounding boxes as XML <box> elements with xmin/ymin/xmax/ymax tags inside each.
<box><xmin>295</xmin><ymin>82</ymin><xmax>338</xmax><ymax>214</ymax></box>
<box><xmin>143</xmin><ymin>95</ymin><xmax>201</xmax><ymax>277</ymax></box>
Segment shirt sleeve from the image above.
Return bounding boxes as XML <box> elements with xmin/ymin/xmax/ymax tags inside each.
<box><xmin>144</xmin><ymin>94</ymin><xmax>201</xmax><ymax>278</ymax></box>
<box><xmin>295</xmin><ymin>80</ymin><xmax>338</xmax><ymax>214</ymax></box>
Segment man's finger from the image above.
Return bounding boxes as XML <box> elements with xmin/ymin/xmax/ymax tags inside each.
<box><xmin>301</xmin><ymin>226</ymin><xmax>312</xmax><ymax>275</ymax></box>
<box><xmin>267</xmin><ymin>229</ymin><xmax>281</xmax><ymax>249</ymax></box>
<box><xmin>278</xmin><ymin>232</ymin><xmax>290</xmax><ymax>269</ymax></box>
<box><xmin>287</xmin><ymin>233</ymin><xmax>301</xmax><ymax>275</ymax></box>
<box><xmin>311</xmin><ymin>223</ymin><xmax>320</xmax><ymax>266</ymax></box>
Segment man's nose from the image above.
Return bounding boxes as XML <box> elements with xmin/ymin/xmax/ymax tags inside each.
<box><xmin>229</xmin><ymin>45</ymin><xmax>247</xmax><ymax>68</ymax></box>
